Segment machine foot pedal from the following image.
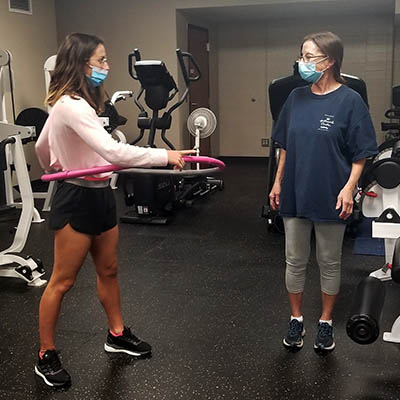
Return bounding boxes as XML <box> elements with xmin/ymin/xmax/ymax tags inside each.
<box><xmin>369</xmin><ymin>264</ymin><xmax>392</xmax><ymax>281</ymax></box>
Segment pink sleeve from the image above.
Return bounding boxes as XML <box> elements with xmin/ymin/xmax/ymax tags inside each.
<box><xmin>63</xmin><ymin>98</ymin><xmax>168</xmax><ymax>168</ymax></box>
<box><xmin>35</xmin><ymin>119</ymin><xmax>52</xmax><ymax>171</ymax></box>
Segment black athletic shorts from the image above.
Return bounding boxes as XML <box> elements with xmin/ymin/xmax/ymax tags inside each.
<box><xmin>49</xmin><ymin>180</ymin><xmax>117</xmax><ymax>235</ymax></box>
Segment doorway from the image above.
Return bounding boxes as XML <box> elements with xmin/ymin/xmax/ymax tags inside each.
<box><xmin>188</xmin><ymin>24</ymin><xmax>211</xmax><ymax>156</ymax></box>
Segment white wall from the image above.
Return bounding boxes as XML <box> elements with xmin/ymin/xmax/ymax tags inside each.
<box><xmin>218</xmin><ymin>23</ymin><xmax>267</xmax><ymax>157</ymax></box>
<box><xmin>393</xmin><ymin>15</ymin><xmax>400</xmax><ymax>86</ymax></box>
<box><xmin>218</xmin><ymin>11</ymin><xmax>394</xmax><ymax>156</ymax></box>
<box><xmin>55</xmin><ymin>0</ymin><xmax>181</xmax><ymax>151</ymax></box>
<box><xmin>0</xmin><ymin>0</ymin><xmax>58</xmax><ymax>178</ymax></box>
<box><xmin>1</xmin><ymin>0</ymin><xmax>398</xmax><ymax>175</ymax></box>
<box><xmin>55</xmin><ymin>0</ymin><xmax>224</xmax><ymax>155</ymax></box>
<box><xmin>54</xmin><ymin>0</ymin><xmax>398</xmax><ymax>158</ymax></box>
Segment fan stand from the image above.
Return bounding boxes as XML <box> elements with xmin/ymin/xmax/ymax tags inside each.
<box><xmin>187</xmin><ymin>108</ymin><xmax>217</xmax><ymax>170</ymax></box>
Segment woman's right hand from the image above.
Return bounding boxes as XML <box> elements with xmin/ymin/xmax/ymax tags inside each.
<box><xmin>269</xmin><ymin>183</ymin><xmax>281</xmax><ymax>210</ymax></box>
<box><xmin>167</xmin><ymin>150</ymin><xmax>196</xmax><ymax>169</ymax></box>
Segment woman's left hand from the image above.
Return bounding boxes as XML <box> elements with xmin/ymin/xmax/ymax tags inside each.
<box><xmin>336</xmin><ymin>185</ymin><xmax>354</xmax><ymax>220</ymax></box>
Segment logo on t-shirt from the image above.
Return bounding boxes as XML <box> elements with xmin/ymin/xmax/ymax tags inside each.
<box><xmin>318</xmin><ymin>114</ymin><xmax>335</xmax><ymax>132</ymax></box>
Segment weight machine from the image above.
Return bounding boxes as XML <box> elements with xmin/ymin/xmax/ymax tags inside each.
<box><xmin>0</xmin><ymin>49</ymin><xmax>46</xmax><ymax>286</ymax></box>
<box><xmin>347</xmin><ymin>139</ymin><xmax>400</xmax><ymax>345</ymax></box>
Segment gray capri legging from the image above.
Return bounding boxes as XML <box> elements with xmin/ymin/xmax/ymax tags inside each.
<box><xmin>283</xmin><ymin>217</ymin><xmax>346</xmax><ymax>296</ymax></box>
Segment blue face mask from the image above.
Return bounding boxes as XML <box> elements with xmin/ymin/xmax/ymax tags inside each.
<box><xmin>87</xmin><ymin>65</ymin><xmax>108</xmax><ymax>87</ymax></box>
<box><xmin>298</xmin><ymin>60</ymin><xmax>326</xmax><ymax>83</ymax></box>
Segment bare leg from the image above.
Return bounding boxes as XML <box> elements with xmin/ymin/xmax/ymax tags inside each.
<box><xmin>90</xmin><ymin>225</ymin><xmax>124</xmax><ymax>334</ymax></box>
<box><xmin>320</xmin><ymin>292</ymin><xmax>337</xmax><ymax>321</ymax></box>
<box><xmin>39</xmin><ymin>224</ymin><xmax>92</xmax><ymax>352</ymax></box>
<box><xmin>288</xmin><ymin>292</ymin><xmax>303</xmax><ymax>318</ymax></box>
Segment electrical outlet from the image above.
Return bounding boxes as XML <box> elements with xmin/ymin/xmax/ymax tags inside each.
<box><xmin>261</xmin><ymin>138</ymin><xmax>269</xmax><ymax>147</ymax></box>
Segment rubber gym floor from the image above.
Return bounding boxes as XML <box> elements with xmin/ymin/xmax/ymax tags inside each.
<box><xmin>0</xmin><ymin>157</ymin><xmax>399</xmax><ymax>400</ymax></box>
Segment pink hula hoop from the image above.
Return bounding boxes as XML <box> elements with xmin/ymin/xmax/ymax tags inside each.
<box><xmin>41</xmin><ymin>156</ymin><xmax>225</xmax><ymax>182</ymax></box>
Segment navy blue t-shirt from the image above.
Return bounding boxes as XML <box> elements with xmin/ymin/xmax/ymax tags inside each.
<box><xmin>272</xmin><ymin>84</ymin><xmax>378</xmax><ymax>222</ymax></box>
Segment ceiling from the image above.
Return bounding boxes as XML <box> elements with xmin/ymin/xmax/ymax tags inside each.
<box><xmin>179</xmin><ymin>0</ymin><xmax>395</xmax><ymax>23</ymax></box>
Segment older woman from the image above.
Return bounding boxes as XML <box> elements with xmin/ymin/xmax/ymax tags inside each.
<box><xmin>269</xmin><ymin>31</ymin><xmax>378</xmax><ymax>354</ymax></box>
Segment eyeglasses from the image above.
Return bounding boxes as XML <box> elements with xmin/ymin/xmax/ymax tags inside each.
<box><xmin>89</xmin><ymin>56</ymin><xmax>108</xmax><ymax>66</ymax></box>
<box><xmin>297</xmin><ymin>54</ymin><xmax>326</xmax><ymax>63</ymax></box>
<box><xmin>97</xmin><ymin>57</ymin><xmax>108</xmax><ymax>65</ymax></box>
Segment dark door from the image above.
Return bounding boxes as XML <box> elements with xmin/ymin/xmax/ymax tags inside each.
<box><xmin>188</xmin><ymin>24</ymin><xmax>211</xmax><ymax>156</ymax></box>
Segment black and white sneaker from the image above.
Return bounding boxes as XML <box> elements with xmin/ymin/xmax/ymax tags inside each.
<box><xmin>314</xmin><ymin>322</ymin><xmax>335</xmax><ymax>354</ymax></box>
<box><xmin>104</xmin><ymin>326</ymin><xmax>152</xmax><ymax>356</ymax></box>
<box><xmin>283</xmin><ymin>319</ymin><xmax>306</xmax><ymax>349</ymax></box>
<box><xmin>34</xmin><ymin>350</ymin><xmax>71</xmax><ymax>388</ymax></box>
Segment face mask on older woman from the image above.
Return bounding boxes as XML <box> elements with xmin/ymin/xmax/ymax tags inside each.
<box><xmin>298</xmin><ymin>57</ymin><xmax>328</xmax><ymax>83</ymax></box>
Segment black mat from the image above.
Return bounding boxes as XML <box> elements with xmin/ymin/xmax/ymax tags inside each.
<box><xmin>0</xmin><ymin>157</ymin><xmax>399</xmax><ymax>400</ymax></box>
<box><xmin>353</xmin><ymin>217</ymin><xmax>385</xmax><ymax>256</ymax></box>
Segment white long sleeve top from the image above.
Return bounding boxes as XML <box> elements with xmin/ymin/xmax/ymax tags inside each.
<box><xmin>35</xmin><ymin>95</ymin><xmax>168</xmax><ymax>179</ymax></box>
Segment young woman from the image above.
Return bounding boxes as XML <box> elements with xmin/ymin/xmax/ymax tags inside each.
<box><xmin>269</xmin><ymin>32</ymin><xmax>378</xmax><ymax>354</ymax></box>
<box><xmin>35</xmin><ymin>32</ymin><xmax>192</xmax><ymax>387</ymax></box>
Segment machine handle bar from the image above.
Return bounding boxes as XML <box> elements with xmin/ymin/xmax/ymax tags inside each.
<box><xmin>128</xmin><ymin>48</ymin><xmax>142</xmax><ymax>80</ymax></box>
<box><xmin>0</xmin><ymin>137</ymin><xmax>16</xmax><ymax>171</ymax></box>
<box><xmin>176</xmin><ymin>49</ymin><xmax>201</xmax><ymax>86</ymax></box>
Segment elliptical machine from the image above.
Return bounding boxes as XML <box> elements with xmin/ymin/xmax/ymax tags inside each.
<box><xmin>120</xmin><ymin>49</ymin><xmax>223</xmax><ymax>225</ymax></box>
